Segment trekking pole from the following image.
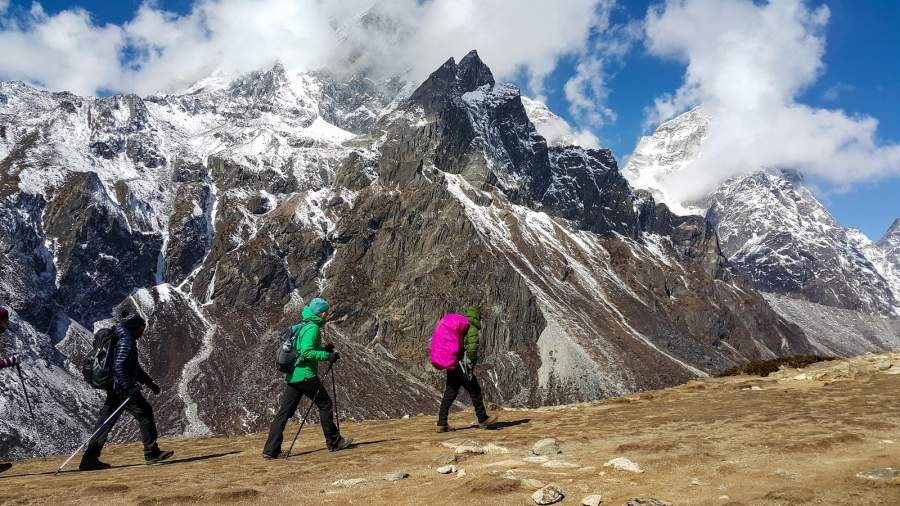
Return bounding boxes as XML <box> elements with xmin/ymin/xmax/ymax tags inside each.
<box><xmin>55</xmin><ymin>393</ymin><xmax>134</xmax><ymax>475</ymax></box>
<box><xmin>15</xmin><ymin>363</ymin><xmax>45</xmax><ymax>461</ymax></box>
<box><xmin>330</xmin><ymin>365</ymin><xmax>340</xmax><ymax>432</ymax></box>
<box><xmin>285</xmin><ymin>362</ymin><xmax>335</xmax><ymax>458</ymax></box>
<box><xmin>14</xmin><ymin>363</ymin><xmax>36</xmax><ymax>422</ymax></box>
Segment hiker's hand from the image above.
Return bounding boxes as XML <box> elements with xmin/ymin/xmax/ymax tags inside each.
<box><xmin>147</xmin><ymin>380</ymin><xmax>161</xmax><ymax>395</ymax></box>
<box><xmin>329</xmin><ymin>352</ymin><xmax>341</xmax><ymax>364</ymax></box>
<box><xmin>323</xmin><ymin>343</ymin><xmax>335</xmax><ymax>353</ymax></box>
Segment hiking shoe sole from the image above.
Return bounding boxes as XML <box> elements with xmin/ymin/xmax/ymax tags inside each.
<box><xmin>145</xmin><ymin>450</ymin><xmax>174</xmax><ymax>465</ymax></box>
<box><xmin>263</xmin><ymin>453</ymin><xmax>279</xmax><ymax>460</ymax></box>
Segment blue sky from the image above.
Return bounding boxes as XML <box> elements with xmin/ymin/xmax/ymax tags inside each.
<box><xmin>2</xmin><ymin>0</ymin><xmax>898</xmax><ymax>239</ymax></box>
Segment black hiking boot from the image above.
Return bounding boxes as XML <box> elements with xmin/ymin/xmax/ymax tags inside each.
<box><xmin>435</xmin><ymin>425</ymin><xmax>449</xmax><ymax>433</ymax></box>
<box><xmin>263</xmin><ymin>452</ymin><xmax>279</xmax><ymax>460</ymax></box>
<box><xmin>478</xmin><ymin>415</ymin><xmax>498</xmax><ymax>429</ymax></box>
<box><xmin>329</xmin><ymin>437</ymin><xmax>353</xmax><ymax>452</ymax></box>
<box><xmin>78</xmin><ymin>459</ymin><xmax>112</xmax><ymax>471</ymax></box>
<box><xmin>145</xmin><ymin>449</ymin><xmax>174</xmax><ymax>465</ymax></box>
<box><xmin>0</xmin><ymin>462</ymin><xmax>12</xmax><ymax>474</ymax></box>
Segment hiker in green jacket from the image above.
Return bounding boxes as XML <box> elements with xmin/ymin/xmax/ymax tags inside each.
<box><xmin>263</xmin><ymin>298</ymin><xmax>352</xmax><ymax>459</ymax></box>
<box><xmin>436</xmin><ymin>305</ymin><xmax>497</xmax><ymax>432</ymax></box>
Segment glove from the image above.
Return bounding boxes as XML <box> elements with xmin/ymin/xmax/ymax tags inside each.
<box><xmin>323</xmin><ymin>343</ymin><xmax>335</xmax><ymax>353</ymax></box>
<box><xmin>328</xmin><ymin>352</ymin><xmax>341</xmax><ymax>364</ymax></box>
<box><xmin>147</xmin><ymin>380</ymin><xmax>161</xmax><ymax>395</ymax></box>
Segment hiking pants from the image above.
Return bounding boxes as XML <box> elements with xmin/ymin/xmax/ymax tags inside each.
<box><xmin>437</xmin><ymin>367</ymin><xmax>488</xmax><ymax>426</ymax></box>
<box><xmin>263</xmin><ymin>377</ymin><xmax>340</xmax><ymax>456</ymax></box>
<box><xmin>82</xmin><ymin>390</ymin><xmax>159</xmax><ymax>462</ymax></box>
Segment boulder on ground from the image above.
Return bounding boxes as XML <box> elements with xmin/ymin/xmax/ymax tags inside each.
<box><xmin>531</xmin><ymin>484</ymin><xmax>564</xmax><ymax>505</ymax></box>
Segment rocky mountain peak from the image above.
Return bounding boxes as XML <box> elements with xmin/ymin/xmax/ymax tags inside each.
<box><xmin>456</xmin><ymin>50</ymin><xmax>495</xmax><ymax>92</ymax></box>
<box><xmin>879</xmin><ymin>218</ymin><xmax>900</xmax><ymax>269</ymax></box>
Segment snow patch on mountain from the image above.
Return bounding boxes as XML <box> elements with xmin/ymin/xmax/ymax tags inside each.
<box><xmin>520</xmin><ymin>96</ymin><xmax>599</xmax><ymax>149</ymax></box>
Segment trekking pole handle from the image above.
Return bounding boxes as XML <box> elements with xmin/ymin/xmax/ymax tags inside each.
<box><xmin>55</xmin><ymin>393</ymin><xmax>135</xmax><ymax>475</ymax></box>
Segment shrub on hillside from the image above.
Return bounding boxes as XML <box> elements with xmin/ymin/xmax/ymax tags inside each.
<box><xmin>716</xmin><ymin>355</ymin><xmax>836</xmax><ymax>378</ymax></box>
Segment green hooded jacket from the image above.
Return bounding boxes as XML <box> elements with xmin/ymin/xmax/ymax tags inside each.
<box><xmin>463</xmin><ymin>306</ymin><xmax>481</xmax><ymax>364</ymax></box>
<box><xmin>286</xmin><ymin>306</ymin><xmax>330</xmax><ymax>383</ymax></box>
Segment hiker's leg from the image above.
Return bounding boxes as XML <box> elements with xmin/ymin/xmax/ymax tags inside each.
<box><xmin>464</xmin><ymin>373</ymin><xmax>489</xmax><ymax>423</ymax></box>
<box><xmin>123</xmin><ymin>392</ymin><xmax>160</xmax><ymax>458</ymax></box>
<box><xmin>263</xmin><ymin>383</ymin><xmax>302</xmax><ymax>456</ymax></box>
<box><xmin>300</xmin><ymin>377</ymin><xmax>340</xmax><ymax>448</ymax></box>
<box><xmin>82</xmin><ymin>391</ymin><xmax>125</xmax><ymax>462</ymax></box>
<box><xmin>437</xmin><ymin>369</ymin><xmax>464</xmax><ymax>427</ymax></box>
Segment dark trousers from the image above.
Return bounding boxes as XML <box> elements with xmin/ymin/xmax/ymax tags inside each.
<box><xmin>82</xmin><ymin>390</ymin><xmax>159</xmax><ymax>462</ymax></box>
<box><xmin>437</xmin><ymin>367</ymin><xmax>488</xmax><ymax>426</ymax></box>
<box><xmin>263</xmin><ymin>377</ymin><xmax>340</xmax><ymax>456</ymax></box>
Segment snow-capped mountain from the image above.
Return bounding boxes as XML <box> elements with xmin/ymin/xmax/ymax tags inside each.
<box><xmin>879</xmin><ymin>219</ymin><xmax>900</xmax><ymax>271</ymax></box>
<box><xmin>1</xmin><ymin>52</ymin><xmax>813</xmax><ymax>458</ymax></box>
<box><xmin>620</xmin><ymin>108</ymin><xmax>709</xmax><ymax>216</ymax></box>
<box><xmin>624</xmin><ymin>108</ymin><xmax>900</xmax><ymax>333</ymax></box>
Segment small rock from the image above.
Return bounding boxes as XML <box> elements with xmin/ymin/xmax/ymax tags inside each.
<box><xmin>793</xmin><ymin>373</ymin><xmax>810</xmax><ymax>381</ymax></box>
<box><xmin>482</xmin><ymin>443</ymin><xmax>510</xmax><ymax>455</ymax></box>
<box><xmin>856</xmin><ymin>467</ymin><xmax>900</xmax><ymax>484</ymax></box>
<box><xmin>718</xmin><ymin>496</ymin><xmax>730</xmax><ymax>501</ymax></box>
<box><xmin>384</xmin><ymin>472</ymin><xmax>409</xmax><ymax>481</ymax></box>
<box><xmin>437</xmin><ymin>465</ymin><xmax>457</xmax><ymax>474</ymax></box>
<box><xmin>750</xmin><ymin>385</ymin><xmax>763</xmax><ymax>391</ymax></box>
<box><xmin>521</xmin><ymin>478</ymin><xmax>545</xmax><ymax>488</ymax></box>
<box><xmin>532</xmin><ymin>438</ymin><xmax>562</xmax><ymax>455</ymax></box>
<box><xmin>582</xmin><ymin>494</ymin><xmax>603</xmax><ymax>506</ymax></box>
<box><xmin>878</xmin><ymin>361</ymin><xmax>892</xmax><ymax>371</ymax></box>
<box><xmin>402</xmin><ymin>414</ymin><xmax>411</xmax><ymax>419</ymax></box>
<box><xmin>433</xmin><ymin>453</ymin><xmax>459</xmax><ymax>466</ymax></box>
<box><xmin>531</xmin><ymin>484</ymin><xmax>565</xmax><ymax>505</ymax></box>
<box><xmin>455</xmin><ymin>443</ymin><xmax>485</xmax><ymax>455</ymax></box>
<box><xmin>332</xmin><ymin>478</ymin><xmax>367</xmax><ymax>488</ymax></box>
<box><xmin>542</xmin><ymin>460</ymin><xmax>580</xmax><ymax>469</ymax></box>
<box><xmin>456</xmin><ymin>468</ymin><xmax>467</xmax><ymax>478</ymax></box>
<box><xmin>603</xmin><ymin>457</ymin><xmax>643</xmax><ymax>474</ymax></box>
<box><xmin>622</xmin><ymin>498</ymin><xmax>672</xmax><ymax>506</ymax></box>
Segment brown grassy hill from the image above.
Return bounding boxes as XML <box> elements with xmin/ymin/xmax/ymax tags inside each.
<box><xmin>3</xmin><ymin>353</ymin><xmax>899</xmax><ymax>505</ymax></box>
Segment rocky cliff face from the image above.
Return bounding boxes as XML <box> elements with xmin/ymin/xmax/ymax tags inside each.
<box><xmin>0</xmin><ymin>52</ymin><xmax>810</xmax><ymax>458</ymax></box>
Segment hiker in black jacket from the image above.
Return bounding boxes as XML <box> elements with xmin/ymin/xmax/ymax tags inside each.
<box><xmin>0</xmin><ymin>306</ymin><xmax>15</xmax><ymax>370</ymax></box>
<box><xmin>79</xmin><ymin>313</ymin><xmax>173</xmax><ymax>471</ymax></box>
<box><xmin>0</xmin><ymin>306</ymin><xmax>12</xmax><ymax>474</ymax></box>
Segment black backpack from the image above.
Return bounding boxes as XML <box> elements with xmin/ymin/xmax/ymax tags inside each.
<box><xmin>275</xmin><ymin>324</ymin><xmax>311</xmax><ymax>373</ymax></box>
<box><xmin>81</xmin><ymin>328</ymin><xmax>117</xmax><ymax>389</ymax></box>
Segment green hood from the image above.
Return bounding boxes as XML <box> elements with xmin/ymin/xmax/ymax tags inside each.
<box><xmin>302</xmin><ymin>306</ymin><xmax>326</xmax><ymax>326</ymax></box>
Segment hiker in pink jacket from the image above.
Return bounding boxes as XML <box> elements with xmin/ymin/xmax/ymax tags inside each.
<box><xmin>432</xmin><ymin>306</ymin><xmax>496</xmax><ymax>432</ymax></box>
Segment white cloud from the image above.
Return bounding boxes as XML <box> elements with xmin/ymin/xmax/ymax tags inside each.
<box><xmin>0</xmin><ymin>0</ymin><xmax>9</xmax><ymax>15</ymax></box>
<box><xmin>643</xmin><ymin>0</ymin><xmax>900</xmax><ymax>202</ymax></box>
<box><xmin>0</xmin><ymin>0</ymin><xmax>614</xmax><ymax>98</ymax></box>
<box><xmin>564</xmin><ymin>20</ymin><xmax>641</xmax><ymax>129</ymax></box>
<box><xmin>822</xmin><ymin>82</ymin><xmax>855</xmax><ymax>101</ymax></box>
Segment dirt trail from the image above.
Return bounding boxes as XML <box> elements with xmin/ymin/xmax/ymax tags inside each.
<box><xmin>3</xmin><ymin>353</ymin><xmax>900</xmax><ymax>505</ymax></box>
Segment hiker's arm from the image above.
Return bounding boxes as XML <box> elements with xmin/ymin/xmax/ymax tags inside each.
<box><xmin>0</xmin><ymin>355</ymin><xmax>17</xmax><ymax>370</ymax></box>
<box><xmin>298</xmin><ymin>327</ymin><xmax>330</xmax><ymax>362</ymax></box>
<box><xmin>135</xmin><ymin>364</ymin><xmax>153</xmax><ymax>385</ymax></box>
<box><xmin>113</xmin><ymin>330</ymin><xmax>135</xmax><ymax>390</ymax></box>
<box><xmin>464</xmin><ymin>325</ymin><xmax>479</xmax><ymax>364</ymax></box>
